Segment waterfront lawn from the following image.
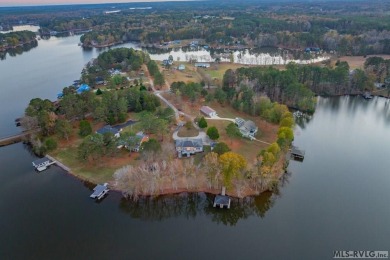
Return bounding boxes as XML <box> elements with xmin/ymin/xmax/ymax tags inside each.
<box><xmin>51</xmin><ymin>145</ymin><xmax>136</xmax><ymax>184</ymax></box>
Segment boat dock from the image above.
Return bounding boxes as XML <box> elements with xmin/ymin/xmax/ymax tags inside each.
<box><xmin>290</xmin><ymin>146</ymin><xmax>305</xmax><ymax>160</ymax></box>
<box><xmin>32</xmin><ymin>157</ymin><xmax>56</xmax><ymax>172</ymax></box>
<box><xmin>362</xmin><ymin>92</ymin><xmax>373</xmax><ymax>100</ymax></box>
<box><xmin>0</xmin><ymin>130</ymin><xmax>35</xmax><ymax>147</ymax></box>
<box><xmin>213</xmin><ymin>187</ymin><xmax>231</xmax><ymax>209</ymax></box>
<box><xmin>90</xmin><ymin>183</ymin><xmax>109</xmax><ymax>200</ymax></box>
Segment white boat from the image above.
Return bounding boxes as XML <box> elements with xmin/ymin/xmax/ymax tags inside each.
<box><xmin>90</xmin><ymin>183</ymin><xmax>109</xmax><ymax>200</ymax></box>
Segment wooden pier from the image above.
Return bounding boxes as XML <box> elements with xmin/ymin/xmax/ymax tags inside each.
<box><xmin>213</xmin><ymin>187</ymin><xmax>231</xmax><ymax>209</ymax></box>
<box><xmin>0</xmin><ymin>130</ymin><xmax>37</xmax><ymax>147</ymax></box>
<box><xmin>290</xmin><ymin>146</ymin><xmax>305</xmax><ymax>160</ymax></box>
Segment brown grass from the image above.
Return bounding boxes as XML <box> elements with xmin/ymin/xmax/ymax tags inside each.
<box><xmin>335</xmin><ymin>55</ymin><xmax>390</xmax><ymax>70</ymax></box>
<box><xmin>177</xmin><ymin>123</ymin><xmax>199</xmax><ymax>137</ymax></box>
<box><xmin>160</xmin><ymin>63</ymin><xmax>203</xmax><ymax>85</ymax></box>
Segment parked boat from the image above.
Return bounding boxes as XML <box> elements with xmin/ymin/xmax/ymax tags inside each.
<box><xmin>90</xmin><ymin>183</ymin><xmax>109</xmax><ymax>200</ymax></box>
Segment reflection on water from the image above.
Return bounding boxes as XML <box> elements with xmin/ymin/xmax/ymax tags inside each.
<box><xmin>144</xmin><ymin>46</ymin><xmax>328</xmax><ymax>65</ymax></box>
<box><xmin>0</xmin><ymin>40</ymin><xmax>38</xmax><ymax>60</ymax></box>
<box><xmin>119</xmin><ymin>188</ymin><xmax>282</xmax><ymax>226</ymax></box>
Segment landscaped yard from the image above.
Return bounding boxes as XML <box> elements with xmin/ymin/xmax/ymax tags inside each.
<box><xmin>205</xmin><ymin>119</ymin><xmax>272</xmax><ymax>164</ymax></box>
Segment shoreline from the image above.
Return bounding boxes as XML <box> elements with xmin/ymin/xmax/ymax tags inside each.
<box><xmin>47</xmin><ymin>152</ymin><xmax>286</xmax><ymax>199</ymax></box>
<box><xmin>0</xmin><ymin>39</ymin><xmax>38</xmax><ymax>52</ymax></box>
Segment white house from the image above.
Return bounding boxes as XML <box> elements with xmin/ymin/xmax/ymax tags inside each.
<box><xmin>175</xmin><ymin>139</ymin><xmax>203</xmax><ymax>158</ymax></box>
<box><xmin>200</xmin><ymin>106</ymin><xmax>217</xmax><ymax>117</ymax></box>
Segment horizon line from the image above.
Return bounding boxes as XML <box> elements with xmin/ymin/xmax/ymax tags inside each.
<box><xmin>0</xmin><ymin>0</ymin><xmax>198</xmax><ymax>8</ymax></box>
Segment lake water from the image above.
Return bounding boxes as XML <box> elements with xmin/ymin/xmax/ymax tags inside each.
<box><xmin>1</xmin><ymin>36</ymin><xmax>389</xmax><ymax>259</ymax></box>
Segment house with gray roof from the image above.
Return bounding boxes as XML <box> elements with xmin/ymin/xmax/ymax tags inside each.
<box><xmin>175</xmin><ymin>138</ymin><xmax>203</xmax><ymax>158</ymax></box>
<box><xmin>238</xmin><ymin>120</ymin><xmax>258</xmax><ymax>139</ymax></box>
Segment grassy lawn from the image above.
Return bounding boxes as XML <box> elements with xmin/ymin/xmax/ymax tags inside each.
<box><xmin>51</xmin><ymin>142</ymin><xmax>137</xmax><ymax>184</ymax></box>
<box><xmin>202</xmin><ymin>62</ymin><xmax>252</xmax><ymax>80</ymax></box>
<box><xmin>161</xmin><ymin>63</ymin><xmax>202</xmax><ymax>85</ymax></box>
<box><xmin>206</xmin><ymin>119</ymin><xmax>271</xmax><ymax>163</ymax></box>
<box><xmin>177</xmin><ymin>123</ymin><xmax>199</xmax><ymax>137</ymax></box>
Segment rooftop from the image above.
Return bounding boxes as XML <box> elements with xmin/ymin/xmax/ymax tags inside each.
<box><xmin>200</xmin><ymin>106</ymin><xmax>216</xmax><ymax>115</ymax></box>
<box><xmin>96</xmin><ymin>125</ymin><xmax>120</xmax><ymax>135</ymax></box>
<box><xmin>175</xmin><ymin>138</ymin><xmax>203</xmax><ymax>148</ymax></box>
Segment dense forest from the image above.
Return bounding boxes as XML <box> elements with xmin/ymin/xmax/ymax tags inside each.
<box><xmin>3</xmin><ymin>1</ymin><xmax>390</xmax><ymax>55</ymax></box>
<box><xmin>221</xmin><ymin>62</ymin><xmax>373</xmax><ymax>112</ymax></box>
<box><xmin>0</xmin><ymin>30</ymin><xmax>37</xmax><ymax>51</ymax></box>
<box><xmin>21</xmin><ymin>48</ymin><xmax>162</xmax><ymax>155</ymax></box>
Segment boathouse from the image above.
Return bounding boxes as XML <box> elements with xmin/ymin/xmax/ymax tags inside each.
<box><xmin>90</xmin><ymin>183</ymin><xmax>109</xmax><ymax>200</ymax></box>
<box><xmin>213</xmin><ymin>187</ymin><xmax>231</xmax><ymax>209</ymax></box>
<box><xmin>291</xmin><ymin>146</ymin><xmax>305</xmax><ymax>160</ymax></box>
<box><xmin>32</xmin><ymin>157</ymin><xmax>52</xmax><ymax>169</ymax></box>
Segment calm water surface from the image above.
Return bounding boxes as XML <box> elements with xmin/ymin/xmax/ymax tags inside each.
<box><xmin>0</xmin><ymin>36</ymin><xmax>389</xmax><ymax>259</ymax></box>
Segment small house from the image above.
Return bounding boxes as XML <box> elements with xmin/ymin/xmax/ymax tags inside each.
<box><xmin>163</xmin><ymin>59</ymin><xmax>173</xmax><ymax>66</ymax></box>
<box><xmin>200</xmin><ymin>106</ymin><xmax>217</xmax><ymax>117</ymax></box>
<box><xmin>195</xmin><ymin>63</ymin><xmax>210</xmax><ymax>68</ymax></box>
<box><xmin>374</xmin><ymin>82</ymin><xmax>385</xmax><ymax>89</ymax></box>
<box><xmin>239</xmin><ymin>120</ymin><xmax>258</xmax><ymax>139</ymax></box>
<box><xmin>177</xmin><ymin>64</ymin><xmax>185</xmax><ymax>71</ymax></box>
<box><xmin>131</xmin><ymin>131</ymin><xmax>149</xmax><ymax>152</ymax></box>
<box><xmin>175</xmin><ymin>139</ymin><xmax>203</xmax><ymax>158</ymax></box>
<box><xmin>109</xmin><ymin>69</ymin><xmax>122</xmax><ymax>76</ymax></box>
<box><xmin>96</xmin><ymin>125</ymin><xmax>121</xmax><ymax>138</ymax></box>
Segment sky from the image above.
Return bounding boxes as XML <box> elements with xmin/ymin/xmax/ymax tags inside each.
<box><xmin>0</xmin><ymin>0</ymin><xmax>185</xmax><ymax>7</ymax></box>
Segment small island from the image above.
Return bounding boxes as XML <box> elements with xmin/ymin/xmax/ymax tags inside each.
<box><xmin>0</xmin><ymin>30</ymin><xmax>38</xmax><ymax>55</ymax></box>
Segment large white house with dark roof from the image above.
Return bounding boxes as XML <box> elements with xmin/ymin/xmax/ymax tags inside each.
<box><xmin>175</xmin><ymin>138</ymin><xmax>203</xmax><ymax>158</ymax></box>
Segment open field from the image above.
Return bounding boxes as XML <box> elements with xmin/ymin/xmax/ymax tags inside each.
<box><xmin>336</xmin><ymin>55</ymin><xmax>390</xmax><ymax>69</ymax></box>
<box><xmin>160</xmin><ymin>63</ymin><xmax>202</xmax><ymax>85</ymax></box>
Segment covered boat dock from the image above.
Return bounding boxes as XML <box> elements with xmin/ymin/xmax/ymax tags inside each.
<box><xmin>90</xmin><ymin>183</ymin><xmax>109</xmax><ymax>200</ymax></box>
<box><xmin>213</xmin><ymin>187</ymin><xmax>231</xmax><ymax>209</ymax></box>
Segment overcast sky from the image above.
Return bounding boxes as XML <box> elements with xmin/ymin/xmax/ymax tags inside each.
<box><xmin>0</xmin><ymin>0</ymin><xmax>184</xmax><ymax>7</ymax></box>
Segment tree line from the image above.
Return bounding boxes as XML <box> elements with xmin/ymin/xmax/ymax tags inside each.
<box><xmin>0</xmin><ymin>30</ymin><xmax>37</xmax><ymax>51</ymax></box>
<box><xmin>222</xmin><ymin>62</ymin><xmax>373</xmax><ymax>112</ymax></box>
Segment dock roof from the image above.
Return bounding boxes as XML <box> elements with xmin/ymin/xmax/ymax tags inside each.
<box><xmin>214</xmin><ymin>195</ymin><xmax>231</xmax><ymax>206</ymax></box>
<box><xmin>90</xmin><ymin>184</ymin><xmax>108</xmax><ymax>198</ymax></box>
<box><xmin>32</xmin><ymin>157</ymin><xmax>51</xmax><ymax>167</ymax></box>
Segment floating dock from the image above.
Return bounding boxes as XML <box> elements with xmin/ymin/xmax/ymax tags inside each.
<box><xmin>213</xmin><ymin>187</ymin><xmax>231</xmax><ymax>209</ymax></box>
<box><xmin>90</xmin><ymin>183</ymin><xmax>109</xmax><ymax>200</ymax></box>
